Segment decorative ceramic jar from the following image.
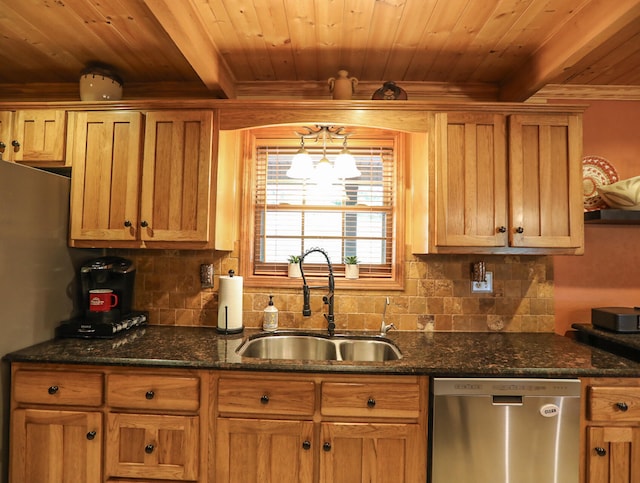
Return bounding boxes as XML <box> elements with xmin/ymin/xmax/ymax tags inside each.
<box><xmin>328</xmin><ymin>70</ymin><xmax>358</xmax><ymax>100</ymax></box>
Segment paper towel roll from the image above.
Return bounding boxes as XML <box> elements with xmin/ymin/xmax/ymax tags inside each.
<box><xmin>217</xmin><ymin>272</ymin><xmax>243</xmax><ymax>333</ymax></box>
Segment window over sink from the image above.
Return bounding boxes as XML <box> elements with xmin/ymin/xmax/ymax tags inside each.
<box><xmin>240</xmin><ymin>125</ymin><xmax>405</xmax><ymax>289</ymax></box>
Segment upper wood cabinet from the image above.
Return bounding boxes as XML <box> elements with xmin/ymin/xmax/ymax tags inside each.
<box><xmin>0</xmin><ymin>109</ymin><xmax>67</xmax><ymax>165</ymax></box>
<box><xmin>68</xmin><ymin>111</ymin><xmax>143</xmax><ymax>242</ymax></box>
<box><xmin>412</xmin><ymin>110</ymin><xmax>584</xmax><ymax>255</ymax></box>
<box><xmin>508</xmin><ymin>113</ymin><xmax>583</xmax><ymax>250</ymax></box>
<box><xmin>68</xmin><ymin>109</ymin><xmax>233</xmax><ymax>250</ymax></box>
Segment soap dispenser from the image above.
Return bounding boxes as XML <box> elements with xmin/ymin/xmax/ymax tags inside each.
<box><xmin>263</xmin><ymin>295</ymin><xmax>278</xmax><ymax>331</ymax></box>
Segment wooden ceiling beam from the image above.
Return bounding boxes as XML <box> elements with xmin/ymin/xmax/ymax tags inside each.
<box><xmin>143</xmin><ymin>0</ymin><xmax>236</xmax><ymax>98</ymax></box>
<box><xmin>498</xmin><ymin>0</ymin><xmax>640</xmax><ymax>102</ymax></box>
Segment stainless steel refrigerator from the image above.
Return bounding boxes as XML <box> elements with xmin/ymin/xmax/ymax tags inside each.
<box><xmin>0</xmin><ymin>160</ymin><xmax>96</xmax><ymax>483</ymax></box>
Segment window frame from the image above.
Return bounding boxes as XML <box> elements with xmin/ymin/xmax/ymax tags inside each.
<box><xmin>239</xmin><ymin>125</ymin><xmax>405</xmax><ymax>290</ymax></box>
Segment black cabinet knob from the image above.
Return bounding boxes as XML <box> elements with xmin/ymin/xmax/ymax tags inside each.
<box><xmin>594</xmin><ymin>447</ymin><xmax>607</xmax><ymax>457</ymax></box>
<box><xmin>367</xmin><ymin>397</ymin><xmax>376</xmax><ymax>408</ymax></box>
<box><xmin>11</xmin><ymin>140</ymin><xmax>20</xmax><ymax>149</ymax></box>
<box><xmin>86</xmin><ymin>431</ymin><xmax>97</xmax><ymax>440</ymax></box>
<box><xmin>302</xmin><ymin>440</ymin><xmax>311</xmax><ymax>450</ymax></box>
<box><xmin>616</xmin><ymin>402</ymin><xmax>629</xmax><ymax>411</ymax></box>
<box><xmin>515</xmin><ymin>226</ymin><xmax>524</xmax><ymax>234</ymax></box>
<box><xmin>260</xmin><ymin>394</ymin><xmax>270</xmax><ymax>404</ymax></box>
<box><xmin>124</xmin><ymin>220</ymin><xmax>132</xmax><ymax>227</ymax></box>
<box><xmin>145</xmin><ymin>390</ymin><xmax>155</xmax><ymax>400</ymax></box>
<box><xmin>145</xmin><ymin>444</ymin><xmax>154</xmax><ymax>454</ymax></box>
<box><xmin>497</xmin><ymin>226</ymin><xmax>507</xmax><ymax>233</ymax></box>
<box><xmin>48</xmin><ymin>385</ymin><xmax>59</xmax><ymax>395</ymax></box>
<box><xmin>141</xmin><ymin>220</ymin><xmax>149</xmax><ymax>228</ymax></box>
<box><xmin>323</xmin><ymin>442</ymin><xmax>331</xmax><ymax>452</ymax></box>
<box><xmin>0</xmin><ymin>141</ymin><xmax>5</xmax><ymax>149</ymax></box>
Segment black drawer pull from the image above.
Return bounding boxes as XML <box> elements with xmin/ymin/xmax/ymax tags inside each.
<box><xmin>616</xmin><ymin>402</ymin><xmax>629</xmax><ymax>411</ymax></box>
<box><xmin>145</xmin><ymin>390</ymin><xmax>155</xmax><ymax>400</ymax></box>
<box><xmin>145</xmin><ymin>444</ymin><xmax>154</xmax><ymax>454</ymax></box>
<box><xmin>497</xmin><ymin>226</ymin><xmax>507</xmax><ymax>233</ymax></box>
<box><xmin>302</xmin><ymin>440</ymin><xmax>311</xmax><ymax>450</ymax></box>
<box><xmin>323</xmin><ymin>442</ymin><xmax>331</xmax><ymax>452</ymax></box>
<box><xmin>594</xmin><ymin>447</ymin><xmax>607</xmax><ymax>457</ymax></box>
<box><xmin>260</xmin><ymin>394</ymin><xmax>270</xmax><ymax>404</ymax></box>
<box><xmin>515</xmin><ymin>226</ymin><xmax>524</xmax><ymax>234</ymax></box>
<box><xmin>86</xmin><ymin>431</ymin><xmax>97</xmax><ymax>440</ymax></box>
<box><xmin>48</xmin><ymin>386</ymin><xmax>59</xmax><ymax>395</ymax></box>
<box><xmin>367</xmin><ymin>397</ymin><xmax>376</xmax><ymax>408</ymax></box>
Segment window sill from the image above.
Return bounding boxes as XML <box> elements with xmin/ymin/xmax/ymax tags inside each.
<box><xmin>243</xmin><ymin>274</ymin><xmax>404</xmax><ymax>291</ymax></box>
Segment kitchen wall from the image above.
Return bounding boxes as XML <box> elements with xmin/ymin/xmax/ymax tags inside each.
<box><xmin>554</xmin><ymin>100</ymin><xmax>640</xmax><ymax>335</ymax></box>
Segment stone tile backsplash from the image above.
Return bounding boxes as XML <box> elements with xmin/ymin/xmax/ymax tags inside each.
<box><xmin>114</xmin><ymin>246</ymin><xmax>554</xmax><ymax>332</ymax></box>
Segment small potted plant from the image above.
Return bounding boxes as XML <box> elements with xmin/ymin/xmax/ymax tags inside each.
<box><xmin>344</xmin><ymin>255</ymin><xmax>360</xmax><ymax>279</ymax></box>
<box><xmin>287</xmin><ymin>255</ymin><xmax>302</xmax><ymax>278</ymax></box>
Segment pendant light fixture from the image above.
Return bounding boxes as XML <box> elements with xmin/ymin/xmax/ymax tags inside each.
<box><xmin>286</xmin><ymin>125</ymin><xmax>361</xmax><ymax>180</ymax></box>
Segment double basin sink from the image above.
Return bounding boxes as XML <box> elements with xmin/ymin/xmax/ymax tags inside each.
<box><xmin>236</xmin><ymin>331</ymin><xmax>402</xmax><ymax>362</ymax></box>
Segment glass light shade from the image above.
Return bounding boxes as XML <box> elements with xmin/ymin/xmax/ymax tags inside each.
<box><xmin>313</xmin><ymin>155</ymin><xmax>336</xmax><ymax>183</ymax></box>
<box><xmin>333</xmin><ymin>148</ymin><xmax>361</xmax><ymax>178</ymax></box>
<box><xmin>286</xmin><ymin>149</ymin><xmax>313</xmax><ymax>179</ymax></box>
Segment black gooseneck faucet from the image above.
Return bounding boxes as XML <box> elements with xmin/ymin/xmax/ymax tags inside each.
<box><xmin>299</xmin><ymin>247</ymin><xmax>335</xmax><ymax>336</ymax></box>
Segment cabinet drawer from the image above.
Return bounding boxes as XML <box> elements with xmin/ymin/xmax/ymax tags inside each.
<box><xmin>218</xmin><ymin>378</ymin><xmax>315</xmax><ymax>417</ymax></box>
<box><xmin>106</xmin><ymin>412</ymin><xmax>198</xmax><ymax>480</ymax></box>
<box><xmin>13</xmin><ymin>370</ymin><xmax>103</xmax><ymax>407</ymax></box>
<box><xmin>321</xmin><ymin>382</ymin><xmax>420</xmax><ymax>419</ymax></box>
<box><xmin>589</xmin><ymin>386</ymin><xmax>640</xmax><ymax>421</ymax></box>
<box><xmin>107</xmin><ymin>374</ymin><xmax>200</xmax><ymax>412</ymax></box>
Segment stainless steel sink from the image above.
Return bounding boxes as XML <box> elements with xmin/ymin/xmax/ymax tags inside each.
<box><xmin>236</xmin><ymin>332</ymin><xmax>402</xmax><ymax>362</ymax></box>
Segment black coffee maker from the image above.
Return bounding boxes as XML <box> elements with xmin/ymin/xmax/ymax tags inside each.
<box><xmin>80</xmin><ymin>256</ymin><xmax>136</xmax><ymax>323</ymax></box>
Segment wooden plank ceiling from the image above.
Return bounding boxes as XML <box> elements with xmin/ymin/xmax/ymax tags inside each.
<box><xmin>1</xmin><ymin>0</ymin><xmax>639</xmax><ymax>101</ymax></box>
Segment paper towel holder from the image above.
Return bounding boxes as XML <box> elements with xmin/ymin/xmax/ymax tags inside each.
<box><xmin>216</xmin><ymin>269</ymin><xmax>244</xmax><ymax>334</ymax></box>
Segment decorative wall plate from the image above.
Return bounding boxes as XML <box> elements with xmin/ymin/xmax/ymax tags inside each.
<box><xmin>583</xmin><ymin>155</ymin><xmax>618</xmax><ymax>211</ymax></box>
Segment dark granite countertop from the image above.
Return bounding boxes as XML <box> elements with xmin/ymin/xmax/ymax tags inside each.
<box><xmin>572</xmin><ymin>323</ymin><xmax>640</xmax><ymax>362</ymax></box>
<box><xmin>4</xmin><ymin>326</ymin><xmax>640</xmax><ymax>377</ymax></box>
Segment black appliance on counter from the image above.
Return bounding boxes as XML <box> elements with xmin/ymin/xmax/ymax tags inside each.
<box><xmin>57</xmin><ymin>256</ymin><xmax>147</xmax><ymax>338</ymax></box>
<box><xmin>592</xmin><ymin>307</ymin><xmax>640</xmax><ymax>333</ymax></box>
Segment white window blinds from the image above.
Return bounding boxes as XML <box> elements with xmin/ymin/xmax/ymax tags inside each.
<box><xmin>253</xmin><ymin>143</ymin><xmax>396</xmax><ymax>279</ymax></box>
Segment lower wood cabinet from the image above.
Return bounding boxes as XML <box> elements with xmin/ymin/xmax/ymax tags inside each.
<box><xmin>216</xmin><ymin>418</ymin><xmax>315</xmax><ymax>483</ymax></box>
<box><xmin>319</xmin><ymin>422</ymin><xmax>425</xmax><ymax>483</ymax></box>
<box><xmin>106</xmin><ymin>413</ymin><xmax>199</xmax><ymax>480</ymax></box>
<box><xmin>11</xmin><ymin>408</ymin><xmax>102</xmax><ymax>483</ymax></box>
<box><xmin>582</xmin><ymin>378</ymin><xmax>640</xmax><ymax>483</ymax></box>
<box><xmin>9</xmin><ymin>363</ymin><xmax>209</xmax><ymax>483</ymax></box>
<box><xmin>9</xmin><ymin>364</ymin><xmax>428</xmax><ymax>483</ymax></box>
<box><xmin>215</xmin><ymin>372</ymin><xmax>429</xmax><ymax>483</ymax></box>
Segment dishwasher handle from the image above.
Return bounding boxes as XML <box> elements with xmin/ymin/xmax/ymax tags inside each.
<box><xmin>492</xmin><ymin>395</ymin><xmax>523</xmax><ymax>405</ymax></box>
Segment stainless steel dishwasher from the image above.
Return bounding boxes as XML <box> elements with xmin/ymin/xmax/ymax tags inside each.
<box><xmin>431</xmin><ymin>378</ymin><xmax>581</xmax><ymax>483</ymax></box>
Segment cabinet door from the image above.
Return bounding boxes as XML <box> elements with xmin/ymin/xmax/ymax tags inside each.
<box><xmin>216</xmin><ymin>418</ymin><xmax>314</xmax><ymax>483</ymax></box>
<box><xmin>12</xmin><ymin>109</ymin><xmax>67</xmax><ymax>164</ymax></box>
<box><xmin>0</xmin><ymin>110</ymin><xmax>14</xmax><ymax>161</ymax></box>
<box><xmin>509</xmin><ymin>114</ymin><xmax>583</xmax><ymax>249</ymax></box>
<box><xmin>587</xmin><ymin>426</ymin><xmax>640</xmax><ymax>483</ymax></box>
<box><xmin>106</xmin><ymin>412</ymin><xmax>198</xmax><ymax>480</ymax></box>
<box><xmin>140</xmin><ymin>110</ymin><xmax>213</xmax><ymax>243</ymax></box>
<box><xmin>10</xmin><ymin>408</ymin><xmax>102</xmax><ymax>483</ymax></box>
<box><xmin>319</xmin><ymin>422</ymin><xmax>426</xmax><ymax>483</ymax></box>
<box><xmin>68</xmin><ymin>111</ymin><xmax>143</xmax><ymax>241</ymax></box>
<box><xmin>434</xmin><ymin>112</ymin><xmax>508</xmax><ymax>247</ymax></box>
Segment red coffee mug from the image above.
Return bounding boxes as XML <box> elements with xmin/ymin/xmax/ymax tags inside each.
<box><xmin>89</xmin><ymin>289</ymin><xmax>118</xmax><ymax>312</ymax></box>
